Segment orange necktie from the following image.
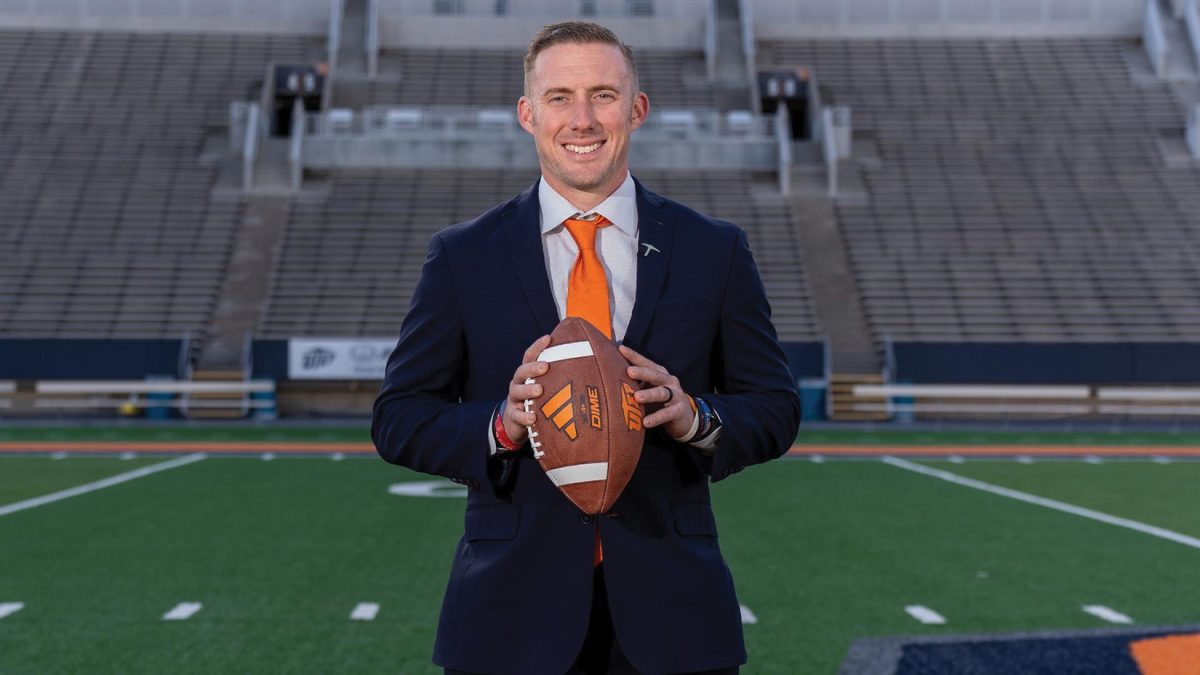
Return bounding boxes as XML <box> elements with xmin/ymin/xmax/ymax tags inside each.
<box><xmin>564</xmin><ymin>214</ymin><xmax>612</xmax><ymax>565</ymax></box>
<box><xmin>563</xmin><ymin>215</ymin><xmax>613</xmax><ymax>340</ymax></box>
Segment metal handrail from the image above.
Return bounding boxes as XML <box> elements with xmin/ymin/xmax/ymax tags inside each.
<box><xmin>822</xmin><ymin>335</ymin><xmax>833</xmax><ymax>419</ymax></box>
<box><xmin>290</xmin><ymin>98</ymin><xmax>304</xmax><ymax>190</ymax></box>
<box><xmin>807</xmin><ymin>69</ymin><xmax>823</xmax><ymax>144</ymax></box>
<box><xmin>242</xmin><ymin>103</ymin><xmax>260</xmax><ymax>192</ymax></box>
<box><xmin>738</xmin><ymin>0</ymin><xmax>760</xmax><ymax>114</ymax></box>
<box><xmin>1185</xmin><ymin>0</ymin><xmax>1200</xmax><ymax>76</ymax></box>
<box><xmin>775</xmin><ymin>105</ymin><xmax>790</xmax><ymax>195</ymax></box>
<box><xmin>1144</xmin><ymin>0</ymin><xmax>1168</xmax><ymax>77</ymax></box>
<box><xmin>822</xmin><ymin>107</ymin><xmax>838</xmax><ymax>197</ymax></box>
<box><xmin>322</xmin><ymin>0</ymin><xmax>342</xmax><ymax>113</ymax></box>
<box><xmin>366</xmin><ymin>0</ymin><xmax>380</xmax><ymax>78</ymax></box>
<box><xmin>704</xmin><ymin>0</ymin><xmax>717</xmax><ymax>82</ymax></box>
<box><xmin>1187</xmin><ymin>103</ymin><xmax>1200</xmax><ymax>158</ymax></box>
<box><xmin>882</xmin><ymin>335</ymin><xmax>895</xmax><ymax>385</ymax></box>
<box><xmin>177</xmin><ymin>331</ymin><xmax>192</xmax><ymax>380</ymax></box>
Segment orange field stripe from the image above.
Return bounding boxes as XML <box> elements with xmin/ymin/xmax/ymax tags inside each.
<box><xmin>787</xmin><ymin>444</ymin><xmax>1200</xmax><ymax>456</ymax></box>
<box><xmin>0</xmin><ymin>442</ymin><xmax>377</xmax><ymax>454</ymax></box>
<box><xmin>1130</xmin><ymin>633</ymin><xmax>1200</xmax><ymax>675</ymax></box>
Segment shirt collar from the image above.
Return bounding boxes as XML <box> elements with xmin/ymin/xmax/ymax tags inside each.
<box><xmin>538</xmin><ymin>172</ymin><xmax>637</xmax><ymax>237</ymax></box>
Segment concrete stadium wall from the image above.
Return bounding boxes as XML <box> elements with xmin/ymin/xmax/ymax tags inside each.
<box><xmin>0</xmin><ymin>0</ymin><xmax>1143</xmax><ymax>41</ymax></box>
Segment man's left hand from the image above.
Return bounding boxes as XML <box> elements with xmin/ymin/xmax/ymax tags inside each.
<box><xmin>618</xmin><ymin>345</ymin><xmax>696</xmax><ymax>440</ymax></box>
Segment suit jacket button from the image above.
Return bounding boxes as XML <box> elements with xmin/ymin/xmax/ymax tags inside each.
<box><xmin>581</xmin><ymin>515</ymin><xmax>593</xmax><ymax>525</ymax></box>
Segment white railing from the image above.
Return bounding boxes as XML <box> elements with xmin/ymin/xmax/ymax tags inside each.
<box><xmin>807</xmin><ymin>69</ymin><xmax>823</xmax><ymax>145</ymax></box>
<box><xmin>704</xmin><ymin>0</ymin><xmax>717</xmax><ymax>81</ymax></box>
<box><xmin>242</xmin><ymin>103</ymin><xmax>261</xmax><ymax>192</ymax></box>
<box><xmin>1185</xmin><ymin>0</ymin><xmax>1200</xmax><ymax>77</ymax></box>
<box><xmin>1145</xmin><ymin>0</ymin><xmax>1169</xmax><ymax>77</ymax></box>
<box><xmin>853</xmin><ymin>383</ymin><xmax>1200</xmax><ymax>417</ymax></box>
<box><xmin>775</xmin><ymin>104</ymin><xmax>791</xmax><ymax>195</ymax></box>
<box><xmin>1187</xmin><ymin>104</ymin><xmax>1200</xmax><ymax>158</ymax></box>
<box><xmin>738</xmin><ymin>0</ymin><xmax>759</xmax><ymax>114</ymax></box>
<box><xmin>306</xmin><ymin>105</ymin><xmax>776</xmax><ymax>139</ymax></box>
<box><xmin>322</xmin><ymin>0</ymin><xmax>343</xmax><ymax>114</ymax></box>
<box><xmin>366</xmin><ymin>0</ymin><xmax>381</xmax><ymax>78</ymax></box>
<box><xmin>290</xmin><ymin>98</ymin><xmax>305</xmax><ymax>191</ymax></box>
<box><xmin>229</xmin><ymin>101</ymin><xmax>251</xmax><ymax>153</ymax></box>
<box><xmin>821</xmin><ymin>107</ymin><xmax>838</xmax><ymax>197</ymax></box>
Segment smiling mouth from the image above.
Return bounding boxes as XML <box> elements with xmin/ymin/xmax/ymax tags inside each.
<box><xmin>563</xmin><ymin>141</ymin><xmax>603</xmax><ymax>155</ymax></box>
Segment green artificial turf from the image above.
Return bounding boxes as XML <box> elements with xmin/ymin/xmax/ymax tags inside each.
<box><xmin>0</xmin><ymin>426</ymin><xmax>371</xmax><ymax>444</ymax></box>
<box><xmin>1</xmin><ymin>456</ymin><xmax>1198</xmax><ymax>674</ymax></box>
<box><xmin>4</xmin><ymin>424</ymin><xmax>1200</xmax><ymax>448</ymax></box>
<box><xmin>0</xmin><ymin>457</ymin><xmax>163</xmax><ymax>505</ymax></box>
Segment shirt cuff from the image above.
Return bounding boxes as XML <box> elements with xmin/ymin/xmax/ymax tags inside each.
<box><xmin>487</xmin><ymin>405</ymin><xmax>500</xmax><ymax>456</ymax></box>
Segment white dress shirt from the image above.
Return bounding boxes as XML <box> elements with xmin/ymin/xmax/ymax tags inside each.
<box><xmin>538</xmin><ymin>172</ymin><xmax>639</xmax><ymax>342</ymax></box>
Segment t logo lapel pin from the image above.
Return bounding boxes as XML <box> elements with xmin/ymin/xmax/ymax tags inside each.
<box><xmin>640</xmin><ymin>243</ymin><xmax>660</xmax><ymax>257</ymax></box>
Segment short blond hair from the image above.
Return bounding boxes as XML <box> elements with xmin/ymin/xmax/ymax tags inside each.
<box><xmin>523</xmin><ymin>21</ymin><xmax>639</xmax><ymax>97</ymax></box>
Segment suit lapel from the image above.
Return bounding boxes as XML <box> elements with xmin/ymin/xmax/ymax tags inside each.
<box><xmin>503</xmin><ymin>179</ymin><xmax>560</xmax><ymax>336</ymax></box>
<box><xmin>623</xmin><ymin>179</ymin><xmax>674</xmax><ymax>348</ymax></box>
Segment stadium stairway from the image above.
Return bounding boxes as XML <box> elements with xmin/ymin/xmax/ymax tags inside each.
<box><xmin>713</xmin><ymin>0</ymin><xmax>754</xmax><ymax>112</ymax></box>
<box><xmin>198</xmin><ymin>197</ymin><xmax>291</xmax><ymax>371</ymax></box>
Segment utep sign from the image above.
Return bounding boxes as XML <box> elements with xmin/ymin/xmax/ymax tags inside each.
<box><xmin>288</xmin><ymin>338</ymin><xmax>394</xmax><ymax>380</ymax></box>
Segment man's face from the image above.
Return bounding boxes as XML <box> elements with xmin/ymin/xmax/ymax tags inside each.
<box><xmin>518</xmin><ymin>42</ymin><xmax>649</xmax><ymax>206</ymax></box>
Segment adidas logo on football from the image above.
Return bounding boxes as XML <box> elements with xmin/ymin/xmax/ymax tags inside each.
<box><xmin>541</xmin><ymin>383</ymin><xmax>578</xmax><ymax>441</ymax></box>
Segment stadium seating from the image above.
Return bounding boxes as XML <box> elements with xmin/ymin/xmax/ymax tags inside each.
<box><xmin>762</xmin><ymin>38</ymin><xmax>1200</xmax><ymax>343</ymax></box>
<box><xmin>0</xmin><ymin>29</ymin><xmax>318</xmax><ymax>343</ymax></box>
<box><xmin>363</xmin><ymin>47</ymin><xmax>717</xmax><ymax>108</ymax></box>
<box><xmin>259</xmin><ymin>169</ymin><xmax>821</xmax><ymax>342</ymax></box>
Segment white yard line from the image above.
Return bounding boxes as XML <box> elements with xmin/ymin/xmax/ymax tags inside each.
<box><xmin>739</xmin><ymin>604</ymin><xmax>757</xmax><ymax>625</ymax></box>
<box><xmin>1082</xmin><ymin>605</ymin><xmax>1133</xmax><ymax>624</ymax></box>
<box><xmin>0</xmin><ymin>453</ymin><xmax>205</xmax><ymax>518</ymax></box>
<box><xmin>905</xmin><ymin>605</ymin><xmax>947</xmax><ymax>625</ymax></box>
<box><xmin>350</xmin><ymin>602</ymin><xmax>380</xmax><ymax>621</ymax></box>
<box><xmin>0</xmin><ymin>602</ymin><xmax>25</xmax><ymax>619</ymax></box>
<box><xmin>162</xmin><ymin>602</ymin><xmax>203</xmax><ymax>621</ymax></box>
<box><xmin>883</xmin><ymin>457</ymin><xmax>1200</xmax><ymax>551</ymax></box>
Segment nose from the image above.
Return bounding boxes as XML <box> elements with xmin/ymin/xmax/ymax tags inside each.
<box><xmin>568</xmin><ymin>98</ymin><xmax>597</xmax><ymax>131</ymax></box>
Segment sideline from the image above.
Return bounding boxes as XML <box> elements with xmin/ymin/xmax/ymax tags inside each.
<box><xmin>883</xmin><ymin>456</ymin><xmax>1200</xmax><ymax>551</ymax></box>
<box><xmin>0</xmin><ymin>453</ymin><xmax>206</xmax><ymax>517</ymax></box>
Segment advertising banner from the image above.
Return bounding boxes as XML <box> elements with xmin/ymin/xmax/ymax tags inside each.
<box><xmin>287</xmin><ymin>338</ymin><xmax>395</xmax><ymax>380</ymax></box>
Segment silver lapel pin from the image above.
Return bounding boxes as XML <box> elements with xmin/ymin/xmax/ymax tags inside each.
<box><xmin>641</xmin><ymin>243</ymin><xmax>661</xmax><ymax>257</ymax></box>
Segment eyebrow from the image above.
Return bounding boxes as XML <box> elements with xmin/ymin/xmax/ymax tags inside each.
<box><xmin>541</xmin><ymin>84</ymin><xmax>621</xmax><ymax>97</ymax></box>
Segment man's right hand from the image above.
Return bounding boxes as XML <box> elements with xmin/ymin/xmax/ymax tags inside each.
<box><xmin>499</xmin><ymin>335</ymin><xmax>552</xmax><ymax>447</ymax></box>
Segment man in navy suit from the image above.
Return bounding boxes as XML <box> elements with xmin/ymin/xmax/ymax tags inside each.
<box><xmin>372</xmin><ymin>22</ymin><xmax>800</xmax><ymax>675</ymax></box>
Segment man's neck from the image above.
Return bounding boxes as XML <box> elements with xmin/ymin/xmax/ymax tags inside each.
<box><xmin>542</xmin><ymin>174</ymin><xmax>627</xmax><ymax>213</ymax></box>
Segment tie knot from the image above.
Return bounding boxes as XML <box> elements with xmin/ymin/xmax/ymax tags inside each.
<box><xmin>564</xmin><ymin>215</ymin><xmax>611</xmax><ymax>251</ymax></box>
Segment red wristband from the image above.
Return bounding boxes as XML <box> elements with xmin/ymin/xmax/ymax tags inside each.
<box><xmin>494</xmin><ymin>409</ymin><xmax>521</xmax><ymax>452</ymax></box>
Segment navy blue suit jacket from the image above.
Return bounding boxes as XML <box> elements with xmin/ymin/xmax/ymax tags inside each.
<box><xmin>372</xmin><ymin>177</ymin><xmax>801</xmax><ymax>675</ymax></box>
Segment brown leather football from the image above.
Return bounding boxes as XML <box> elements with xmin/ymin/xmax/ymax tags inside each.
<box><xmin>523</xmin><ymin>317</ymin><xmax>644</xmax><ymax>515</ymax></box>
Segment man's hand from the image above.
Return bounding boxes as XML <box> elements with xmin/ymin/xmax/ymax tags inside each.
<box><xmin>619</xmin><ymin>345</ymin><xmax>697</xmax><ymax>440</ymax></box>
<box><xmin>500</xmin><ymin>335</ymin><xmax>552</xmax><ymax>446</ymax></box>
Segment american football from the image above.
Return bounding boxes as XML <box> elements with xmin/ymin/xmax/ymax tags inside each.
<box><xmin>523</xmin><ymin>317</ymin><xmax>645</xmax><ymax>515</ymax></box>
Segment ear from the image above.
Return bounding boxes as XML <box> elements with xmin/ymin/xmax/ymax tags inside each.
<box><xmin>518</xmin><ymin>96</ymin><xmax>535</xmax><ymax>134</ymax></box>
<box><xmin>629</xmin><ymin>91</ymin><xmax>649</xmax><ymax>131</ymax></box>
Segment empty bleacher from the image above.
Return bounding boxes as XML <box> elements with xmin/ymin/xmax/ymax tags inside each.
<box><xmin>0</xmin><ymin>29</ymin><xmax>318</xmax><ymax>341</ymax></box>
<box><xmin>763</xmin><ymin>38</ymin><xmax>1200</xmax><ymax>343</ymax></box>
<box><xmin>259</xmin><ymin>169</ymin><xmax>819</xmax><ymax>341</ymax></box>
